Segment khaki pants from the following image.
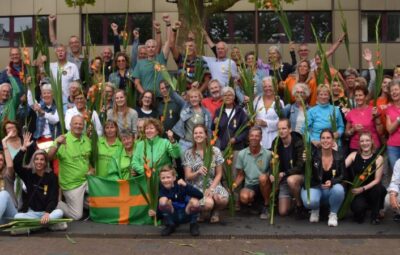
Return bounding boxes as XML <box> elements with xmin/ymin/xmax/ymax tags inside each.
<box><xmin>57</xmin><ymin>182</ymin><xmax>87</xmax><ymax>220</ymax></box>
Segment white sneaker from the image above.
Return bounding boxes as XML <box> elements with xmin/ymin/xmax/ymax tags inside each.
<box><xmin>309</xmin><ymin>209</ymin><xmax>319</xmax><ymax>223</ymax></box>
<box><xmin>328</xmin><ymin>212</ymin><xmax>338</xmax><ymax>227</ymax></box>
<box><xmin>49</xmin><ymin>222</ymin><xmax>68</xmax><ymax>231</ymax></box>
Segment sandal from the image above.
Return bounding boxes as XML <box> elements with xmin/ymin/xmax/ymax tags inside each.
<box><xmin>210</xmin><ymin>211</ymin><xmax>220</xmax><ymax>223</ymax></box>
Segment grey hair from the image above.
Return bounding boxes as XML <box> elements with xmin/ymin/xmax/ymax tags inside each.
<box><xmin>268</xmin><ymin>45</ymin><xmax>281</xmax><ymax>57</ymax></box>
<box><xmin>0</xmin><ymin>82</ymin><xmax>11</xmax><ymax>90</ymax></box>
<box><xmin>41</xmin><ymin>84</ymin><xmax>52</xmax><ymax>91</ymax></box>
<box><xmin>292</xmin><ymin>83</ymin><xmax>311</xmax><ymax>98</ymax></box>
<box><xmin>221</xmin><ymin>86</ymin><xmax>235</xmax><ymax>97</ymax></box>
<box><xmin>208</xmin><ymin>79</ymin><xmax>222</xmax><ymax>88</ymax></box>
<box><xmin>262</xmin><ymin>76</ymin><xmax>273</xmax><ymax>84</ymax></box>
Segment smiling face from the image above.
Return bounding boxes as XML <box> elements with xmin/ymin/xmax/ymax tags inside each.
<box><xmin>298</xmin><ymin>45</ymin><xmax>309</xmax><ymax>60</ymax></box>
<box><xmin>390</xmin><ymin>83</ymin><xmax>400</xmax><ymax>102</ymax></box>
<box><xmin>359</xmin><ymin>133</ymin><xmax>373</xmax><ymax>154</ymax></box>
<box><xmin>159</xmin><ymin>82</ymin><xmax>169</xmax><ymax>98</ymax></box>
<box><xmin>41</xmin><ymin>89</ymin><xmax>53</xmax><ymax>105</ymax></box>
<box><xmin>102</xmin><ymin>48</ymin><xmax>112</xmax><ymax>62</ymax></box>
<box><xmin>193</xmin><ymin>126</ymin><xmax>207</xmax><ymax>145</ymax></box>
<box><xmin>74</xmin><ymin>94</ymin><xmax>86</xmax><ymax>111</ymax></box>
<box><xmin>294</xmin><ymin>84</ymin><xmax>308</xmax><ymax>102</ymax></box>
<box><xmin>354</xmin><ymin>89</ymin><xmax>367</xmax><ymax>107</ymax></box>
<box><xmin>5</xmin><ymin>123</ymin><xmax>17</xmax><ymax>138</ymax></box>
<box><xmin>104</xmin><ymin>122</ymin><xmax>118</xmax><ymax>139</ymax></box>
<box><xmin>34</xmin><ymin>153</ymin><xmax>47</xmax><ymax>172</ymax></box>
<box><xmin>70</xmin><ymin>116</ymin><xmax>84</xmax><ymax>136</ymax></box>
<box><xmin>0</xmin><ymin>84</ymin><xmax>11</xmax><ymax>102</ymax></box>
<box><xmin>317</xmin><ymin>89</ymin><xmax>330</xmax><ymax>105</ymax></box>
<box><xmin>262</xmin><ymin>79</ymin><xmax>274</xmax><ymax>96</ymax></box>
<box><xmin>115</xmin><ymin>91</ymin><xmax>127</xmax><ymax>108</ymax></box>
<box><xmin>141</xmin><ymin>92</ymin><xmax>153</xmax><ymax>108</ymax></box>
<box><xmin>331</xmin><ymin>81</ymin><xmax>342</xmax><ymax>97</ymax></box>
<box><xmin>144</xmin><ymin>123</ymin><xmax>158</xmax><ymax>139</ymax></box>
<box><xmin>116</xmin><ymin>56</ymin><xmax>127</xmax><ymax>70</ymax></box>
<box><xmin>208</xmin><ymin>81</ymin><xmax>221</xmax><ymax>99</ymax></box>
<box><xmin>298</xmin><ymin>61</ymin><xmax>310</xmax><ymax>76</ymax></box>
<box><xmin>278</xmin><ymin>120</ymin><xmax>291</xmax><ymax>139</ymax></box>
<box><xmin>268</xmin><ymin>48</ymin><xmax>280</xmax><ymax>63</ymax></box>
<box><xmin>248</xmin><ymin>128</ymin><xmax>262</xmax><ymax>148</ymax></box>
<box><xmin>381</xmin><ymin>78</ymin><xmax>392</xmax><ymax>94</ymax></box>
<box><xmin>223</xmin><ymin>90</ymin><xmax>235</xmax><ymax>106</ymax></box>
<box><xmin>145</xmin><ymin>40</ymin><xmax>157</xmax><ymax>58</ymax></box>
<box><xmin>188</xmin><ymin>90</ymin><xmax>201</xmax><ymax>107</ymax></box>
<box><xmin>68</xmin><ymin>36</ymin><xmax>81</xmax><ymax>54</ymax></box>
<box><xmin>9</xmin><ymin>48</ymin><xmax>21</xmax><ymax>64</ymax></box>
<box><xmin>216</xmin><ymin>42</ymin><xmax>227</xmax><ymax>59</ymax></box>
<box><xmin>160</xmin><ymin>170</ymin><xmax>176</xmax><ymax>189</ymax></box>
<box><xmin>320</xmin><ymin>131</ymin><xmax>334</xmax><ymax>150</ymax></box>
<box><xmin>121</xmin><ymin>134</ymin><xmax>134</xmax><ymax>151</ymax></box>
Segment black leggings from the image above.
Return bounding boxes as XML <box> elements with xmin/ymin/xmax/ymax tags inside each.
<box><xmin>351</xmin><ymin>184</ymin><xmax>387</xmax><ymax>221</ymax></box>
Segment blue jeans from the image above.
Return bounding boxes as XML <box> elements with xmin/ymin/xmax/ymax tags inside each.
<box><xmin>0</xmin><ymin>191</ymin><xmax>17</xmax><ymax>223</ymax></box>
<box><xmin>14</xmin><ymin>208</ymin><xmax>64</xmax><ymax>220</ymax></box>
<box><xmin>160</xmin><ymin>207</ymin><xmax>197</xmax><ymax>226</ymax></box>
<box><xmin>301</xmin><ymin>184</ymin><xmax>345</xmax><ymax>213</ymax></box>
<box><xmin>387</xmin><ymin>146</ymin><xmax>400</xmax><ymax>171</ymax></box>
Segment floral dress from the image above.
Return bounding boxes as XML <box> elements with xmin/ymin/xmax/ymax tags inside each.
<box><xmin>183</xmin><ymin>146</ymin><xmax>228</xmax><ymax>199</ymax></box>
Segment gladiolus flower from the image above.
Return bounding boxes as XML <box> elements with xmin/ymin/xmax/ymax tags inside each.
<box><xmin>226</xmin><ymin>159</ymin><xmax>232</xmax><ymax>166</ymax></box>
<box><xmin>210</xmin><ymin>138</ymin><xmax>217</xmax><ymax>146</ymax></box>
<box><xmin>19</xmin><ymin>71</ymin><xmax>24</xmax><ymax>81</ymax></box>
<box><xmin>154</xmin><ymin>63</ymin><xmax>161</xmax><ymax>72</ymax></box>
<box><xmin>145</xmin><ymin>168</ymin><xmax>152</xmax><ymax>178</ymax></box>
<box><xmin>359</xmin><ymin>175</ymin><xmax>366</xmax><ymax>181</ymax></box>
<box><xmin>376</xmin><ymin>51</ymin><xmax>381</xmax><ymax>58</ymax></box>
<box><xmin>160</xmin><ymin>116</ymin><xmax>165</xmax><ymax>123</ymax></box>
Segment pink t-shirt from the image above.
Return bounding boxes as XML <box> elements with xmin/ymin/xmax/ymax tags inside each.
<box><xmin>346</xmin><ymin>106</ymin><xmax>381</xmax><ymax>149</ymax></box>
<box><xmin>386</xmin><ymin>104</ymin><xmax>400</xmax><ymax>146</ymax></box>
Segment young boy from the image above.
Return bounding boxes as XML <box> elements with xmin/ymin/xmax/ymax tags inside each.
<box><xmin>149</xmin><ymin>165</ymin><xmax>203</xmax><ymax>236</ymax></box>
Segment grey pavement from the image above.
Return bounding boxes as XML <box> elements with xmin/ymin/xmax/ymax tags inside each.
<box><xmin>3</xmin><ymin>211</ymin><xmax>399</xmax><ymax>239</ymax></box>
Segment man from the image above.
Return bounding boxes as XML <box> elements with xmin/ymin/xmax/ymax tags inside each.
<box><xmin>64</xmin><ymin>91</ymin><xmax>103</xmax><ymax>136</ymax></box>
<box><xmin>201</xmin><ymin>79</ymin><xmax>223</xmax><ymax>119</ymax></box>
<box><xmin>0</xmin><ymin>83</ymin><xmax>12</xmax><ymax>117</ymax></box>
<box><xmin>170</xmin><ymin>22</ymin><xmax>210</xmax><ymax>93</ymax></box>
<box><xmin>101</xmin><ymin>47</ymin><xmax>113</xmax><ymax>81</ymax></box>
<box><xmin>296</xmin><ymin>33</ymin><xmax>345</xmax><ymax>71</ymax></box>
<box><xmin>233</xmin><ymin>126</ymin><xmax>272</xmax><ymax>219</ymax></box>
<box><xmin>132</xmin><ymin>14</ymin><xmax>172</xmax><ymax>97</ymax></box>
<box><xmin>270</xmin><ymin>118</ymin><xmax>306</xmax><ymax>217</ymax></box>
<box><xmin>49</xmin><ymin>15</ymin><xmax>84</xmax><ymax>69</ymax></box>
<box><xmin>0</xmin><ymin>48</ymin><xmax>25</xmax><ymax>98</ymax></box>
<box><xmin>202</xmin><ymin>41</ymin><xmax>238</xmax><ymax>87</ymax></box>
<box><xmin>49</xmin><ymin>44</ymin><xmax>80</xmax><ymax>106</ymax></box>
<box><xmin>48</xmin><ymin>115</ymin><xmax>92</xmax><ymax>220</ymax></box>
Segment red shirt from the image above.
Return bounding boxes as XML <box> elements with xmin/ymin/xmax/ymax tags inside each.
<box><xmin>201</xmin><ymin>97</ymin><xmax>223</xmax><ymax>119</ymax></box>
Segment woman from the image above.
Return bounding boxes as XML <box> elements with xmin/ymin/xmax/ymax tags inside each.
<box><xmin>306</xmin><ymin>84</ymin><xmax>344</xmax><ymax>148</ymax></box>
<box><xmin>345</xmin><ymin>132</ymin><xmax>386</xmax><ymax>224</ymax></box>
<box><xmin>283</xmin><ymin>82</ymin><xmax>310</xmax><ymax>134</ymax></box>
<box><xmin>96</xmin><ymin>120</ymin><xmax>123</xmax><ymax>178</ymax></box>
<box><xmin>301</xmin><ymin>129</ymin><xmax>345</xmax><ymax>227</ymax></box>
<box><xmin>0</xmin><ymin>149</ymin><xmax>17</xmax><ymax>223</ymax></box>
<box><xmin>90</xmin><ymin>57</ymin><xmax>104</xmax><ymax>86</ymax></box>
<box><xmin>183</xmin><ymin>124</ymin><xmax>228</xmax><ymax>223</ymax></box>
<box><xmin>108</xmin><ymin>52</ymin><xmax>133</xmax><ymax>91</ymax></box>
<box><xmin>172</xmin><ymin>88</ymin><xmax>212</xmax><ymax>153</ymax></box>
<box><xmin>108</xmin><ymin>130</ymin><xmax>136</xmax><ymax>180</ymax></box>
<box><xmin>213</xmin><ymin>86</ymin><xmax>248</xmax><ymax>152</ymax></box>
<box><xmin>99</xmin><ymin>82</ymin><xmax>115</xmax><ymax>123</ymax></box>
<box><xmin>107</xmin><ymin>89</ymin><xmax>138</xmax><ymax>135</ymax></box>
<box><xmin>267</xmin><ymin>45</ymin><xmax>295</xmax><ymax>83</ymax></box>
<box><xmin>253</xmin><ymin>77</ymin><xmax>284</xmax><ymax>149</ymax></box>
<box><xmin>283</xmin><ymin>60</ymin><xmax>317</xmax><ymax>106</ymax></box>
<box><xmin>12</xmin><ymin>133</ymin><xmax>64</xmax><ymax>226</ymax></box>
<box><xmin>136</xmin><ymin>90</ymin><xmax>159</xmax><ymax>119</ymax></box>
<box><xmin>386</xmin><ymin>80</ymin><xmax>400</xmax><ymax>170</ymax></box>
<box><xmin>345</xmin><ymin>85</ymin><xmax>383</xmax><ymax>152</ymax></box>
<box><xmin>131</xmin><ymin>118</ymin><xmax>180</xmax><ymax>175</ymax></box>
<box><xmin>243</xmin><ymin>51</ymin><xmax>268</xmax><ymax>97</ymax></box>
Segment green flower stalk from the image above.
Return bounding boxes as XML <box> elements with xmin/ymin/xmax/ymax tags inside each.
<box><xmin>273</xmin><ymin>0</ymin><xmax>292</xmax><ymax>42</ymax></box>
<box><xmin>237</xmin><ymin>51</ymin><xmax>255</xmax><ymax>117</ymax></box>
<box><xmin>299</xmin><ymin>96</ymin><xmax>312</xmax><ymax>204</ymax></box>
<box><xmin>338</xmin><ymin>1</ymin><xmax>351</xmax><ymax>67</ymax></box>
<box><xmin>0</xmin><ymin>218</ymin><xmax>73</xmax><ymax>234</ymax></box>
<box><xmin>311</xmin><ymin>24</ymin><xmax>332</xmax><ymax>85</ymax></box>
<box><xmin>49</xmin><ymin>68</ymin><xmax>66</xmax><ymax>134</ymax></box>
<box><xmin>269</xmin><ymin>138</ymin><xmax>280</xmax><ymax>225</ymax></box>
<box><xmin>374</xmin><ymin>15</ymin><xmax>384</xmax><ymax>107</ymax></box>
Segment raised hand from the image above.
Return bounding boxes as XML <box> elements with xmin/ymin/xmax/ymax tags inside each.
<box><xmin>21</xmin><ymin>132</ymin><xmax>33</xmax><ymax>151</ymax></box>
<box><xmin>363</xmin><ymin>48</ymin><xmax>372</xmax><ymax>62</ymax></box>
<box><xmin>162</xmin><ymin>13</ymin><xmax>171</xmax><ymax>24</ymax></box>
<box><xmin>48</xmin><ymin>14</ymin><xmax>56</xmax><ymax>22</ymax></box>
<box><xmin>153</xmin><ymin>20</ymin><xmax>161</xmax><ymax>31</ymax></box>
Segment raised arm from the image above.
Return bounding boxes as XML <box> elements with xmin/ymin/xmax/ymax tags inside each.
<box><xmin>170</xmin><ymin>21</ymin><xmax>182</xmax><ymax>62</ymax></box>
<box><xmin>161</xmin><ymin>14</ymin><xmax>172</xmax><ymax>59</ymax></box>
<box><xmin>48</xmin><ymin>14</ymin><xmax>57</xmax><ymax>46</ymax></box>
<box><xmin>131</xmin><ymin>29</ymin><xmax>140</xmax><ymax>69</ymax></box>
<box><xmin>1</xmin><ymin>133</ymin><xmax>14</xmax><ymax>177</ymax></box>
<box><xmin>325</xmin><ymin>33</ymin><xmax>345</xmax><ymax>58</ymax></box>
<box><xmin>153</xmin><ymin>20</ymin><xmax>162</xmax><ymax>55</ymax></box>
<box><xmin>111</xmin><ymin>23</ymin><xmax>121</xmax><ymax>55</ymax></box>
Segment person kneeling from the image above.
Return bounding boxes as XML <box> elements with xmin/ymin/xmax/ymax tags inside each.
<box><xmin>12</xmin><ymin>133</ymin><xmax>65</xmax><ymax>233</ymax></box>
<box><xmin>149</xmin><ymin>165</ymin><xmax>203</xmax><ymax>236</ymax></box>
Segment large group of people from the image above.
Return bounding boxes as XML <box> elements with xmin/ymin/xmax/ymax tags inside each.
<box><xmin>0</xmin><ymin>12</ymin><xmax>400</xmax><ymax>237</ymax></box>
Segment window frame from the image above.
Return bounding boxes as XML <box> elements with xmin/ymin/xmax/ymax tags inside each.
<box><xmin>360</xmin><ymin>11</ymin><xmax>400</xmax><ymax>43</ymax></box>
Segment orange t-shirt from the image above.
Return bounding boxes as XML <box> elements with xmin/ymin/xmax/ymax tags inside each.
<box><xmin>284</xmin><ymin>75</ymin><xmax>318</xmax><ymax>106</ymax></box>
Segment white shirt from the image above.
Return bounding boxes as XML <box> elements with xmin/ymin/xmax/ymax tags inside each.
<box><xmin>50</xmin><ymin>61</ymin><xmax>80</xmax><ymax>105</ymax></box>
<box><xmin>41</xmin><ymin>105</ymin><xmax>60</xmax><ymax>137</ymax></box>
<box><xmin>64</xmin><ymin>106</ymin><xmax>103</xmax><ymax>136</ymax></box>
<box><xmin>202</xmin><ymin>56</ymin><xmax>238</xmax><ymax>87</ymax></box>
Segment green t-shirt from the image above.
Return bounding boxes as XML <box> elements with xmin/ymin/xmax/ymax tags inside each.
<box><xmin>236</xmin><ymin>147</ymin><xmax>272</xmax><ymax>186</ymax></box>
<box><xmin>132</xmin><ymin>53</ymin><xmax>167</xmax><ymax>96</ymax></box>
<box><xmin>56</xmin><ymin>132</ymin><xmax>92</xmax><ymax>190</ymax></box>
<box><xmin>96</xmin><ymin>137</ymin><xmax>123</xmax><ymax>178</ymax></box>
<box><xmin>108</xmin><ymin>148</ymin><xmax>133</xmax><ymax>180</ymax></box>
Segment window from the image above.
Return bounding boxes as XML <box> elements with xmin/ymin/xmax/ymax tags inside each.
<box><xmin>207</xmin><ymin>11</ymin><xmax>331</xmax><ymax>44</ymax></box>
<box><xmin>83</xmin><ymin>13</ymin><xmax>152</xmax><ymax>46</ymax></box>
<box><xmin>361</xmin><ymin>12</ymin><xmax>400</xmax><ymax>43</ymax></box>
<box><xmin>258</xmin><ymin>11</ymin><xmax>331</xmax><ymax>43</ymax></box>
<box><xmin>208</xmin><ymin>12</ymin><xmax>255</xmax><ymax>43</ymax></box>
<box><xmin>0</xmin><ymin>16</ymin><xmax>49</xmax><ymax>48</ymax></box>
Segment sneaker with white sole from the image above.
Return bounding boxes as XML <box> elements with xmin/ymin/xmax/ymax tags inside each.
<box><xmin>259</xmin><ymin>205</ymin><xmax>270</xmax><ymax>220</ymax></box>
<box><xmin>309</xmin><ymin>209</ymin><xmax>319</xmax><ymax>223</ymax></box>
<box><xmin>49</xmin><ymin>222</ymin><xmax>68</xmax><ymax>231</ymax></box>
<box><xmin>328</xmin><ymin>212</ymin><xmax>338</xmax><ymax>227</ymax></box>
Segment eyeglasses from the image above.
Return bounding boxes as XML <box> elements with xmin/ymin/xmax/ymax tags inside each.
<box><xmin>75</xmin><ymin>97</ymin><xmax>85</xmax><ymax>101</ymax></box>
<box><xmin>117</xmin><ymin>59</ymin><xmax>126</xmax><ymax>63</ymax></box>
